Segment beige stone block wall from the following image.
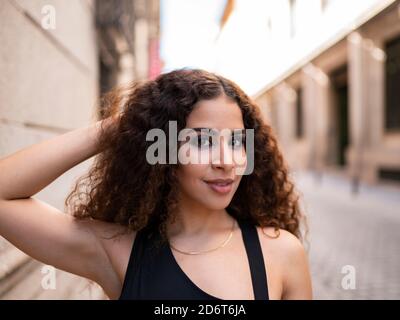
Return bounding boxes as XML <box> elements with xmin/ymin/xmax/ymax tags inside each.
<box><xmin>0</xmin><ymin>0</ymin><xmax>98</xmax><ymax>130</ymax></box>
<box><xmin>0</xmin><ymin>0</ymin><xmax>105</xmax><ymax>299</ymax></box>
<box><xmin>13</xmin><ymin>0</ymin><xmax>98</xmax><ymax>74</ymax></box>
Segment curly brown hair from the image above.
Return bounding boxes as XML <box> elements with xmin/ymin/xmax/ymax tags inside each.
<box><xmin>65</xmin><ymin>68</ymin><xmax>308</xmax><ymax>246</ymax></box>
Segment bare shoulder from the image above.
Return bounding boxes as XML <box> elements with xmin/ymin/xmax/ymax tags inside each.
<box><xmin>256</xmin><ymin>226</ymin><xmax>313</xmax><ymax>300</ymax></box>
<box><xmin>257</xmin><ymin>227</ymin><xmax>304</xmax><ymax>255</ymax></box>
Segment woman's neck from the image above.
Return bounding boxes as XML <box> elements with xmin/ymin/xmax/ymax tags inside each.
<box><xmin>166</xmin><ymin>200</ymin><xmax>235</xmax><ymax>241</ymax></box>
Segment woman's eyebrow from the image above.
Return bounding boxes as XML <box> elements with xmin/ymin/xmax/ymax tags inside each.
<box><xmin>191</xmin><ymin>128</ymin><xmax>215</xmax><ymax>135</ymax></box>
<box><xmin>191</xmin><ymin>128</ymin><xmax>246</xmax><ymax>135</ymax></box>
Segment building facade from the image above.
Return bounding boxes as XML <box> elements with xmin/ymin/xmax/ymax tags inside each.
<box><xmin>218</xmin><ymin>0</ymin><xmax>400</xmax><ymax>187</ymax></box>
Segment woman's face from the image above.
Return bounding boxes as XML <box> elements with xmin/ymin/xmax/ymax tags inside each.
<box><xmin>176</xmin><ymin>94</ymin><xmax>247</xmax><ymax>211</ymax></box>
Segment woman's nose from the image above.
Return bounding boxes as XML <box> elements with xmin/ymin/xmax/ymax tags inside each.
<box><xmin>211</xmin><ymin>136</ymin><xmax>235</xmax><ymax>170</ymax></box>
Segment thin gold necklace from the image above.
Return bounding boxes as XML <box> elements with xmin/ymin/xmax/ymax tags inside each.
<box><xmin>169</xmin><ymin>219</ymin><xmax>236</xmax><ymax>255</ymax></box>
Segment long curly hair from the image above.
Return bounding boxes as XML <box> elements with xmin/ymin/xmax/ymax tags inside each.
<box><xmin>65</xmin><ymin>68</ymin><xmax>308</xmax><ymax>245</ymax></box>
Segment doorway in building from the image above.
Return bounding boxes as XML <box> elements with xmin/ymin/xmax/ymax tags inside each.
<box><xmin>330</xmin><ymin>65</ymin><xmax>349</xmax><ymax>167</ymax></box>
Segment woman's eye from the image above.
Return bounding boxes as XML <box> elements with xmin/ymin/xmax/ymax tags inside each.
<box><xmin>231</xmin><ymin>136</ymin><xmax>244</xmax><ymax>149</ymax></box>
<box><xmin>189</xmin><ymin>135</ymin><xmax>244</xmax><ymax>149</ymax></box>
<box><xmin>191</xmin><ymin>135</ymin><xmax>213</xmax><ymax>148</ymax></box>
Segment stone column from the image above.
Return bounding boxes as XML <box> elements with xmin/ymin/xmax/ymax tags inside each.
<box><xmin>347</xmin><ymin>32</ymin><xmax>381</xmax><ymax>187</ymax></box>
<box><xmin>301</xmin><ymin>63</ymin><xmax>329</xmax><ymax>176</ymax></box>
<box><xmin>313</xmin><ymin>66</ymin><xmax>330</xmax><ymax>173</ymax></box>
<box><xmin>365</xmin><ymin>40</ymin><xmax>386</xmax><ymax>183</ymax></box>
<box><xmin>274</xmin><ymin>82</ymin><xmax>296</xmax><ymax>158</ymax></box>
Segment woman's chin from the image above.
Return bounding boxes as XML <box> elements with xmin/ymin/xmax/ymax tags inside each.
<box><xmin>199</xmin><ymin>198</ymin><xmax>233</xmax><ymax>211</ymax></box>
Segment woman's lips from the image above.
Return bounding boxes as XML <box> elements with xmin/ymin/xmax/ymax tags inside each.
<box><xmin>203</xmin><ymin>180</ymin><xmax>233</xmax><ymax>194</ymax></box>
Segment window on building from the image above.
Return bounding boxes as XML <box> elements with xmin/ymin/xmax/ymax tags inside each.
<box><xmin>320</xmin><ymin>0</ymin><xmax>328</xmax><ymax>11</ymax></box>
<box><xmin>385</xmin><ymin>35</ymin><xmax>400</xmax><ymax>131</ymax></box>
<box><xmin>295</xmin><ymin>87</ymin><xmax>304</xmax><ymax>139</ymax></box>
<box><xmin>330</xmin><ymin>65</ymin><xmax>349</xmax><ymax>167</ymax></box>
<box><xmin>289</xmin><ymin>0</ymin><xmax>297</xmax><ymax>38</ymax></box>
<box><xmin>266</xmin><ymin>16</ymin><xmax>272</xmax><ymax>34</ymax></box>
<box><xmin>379</xmin><ymin>167</ymin><xmax>400</xmax><ymax>182</ymax></box>
<box><xmin>320</xmin><ymin>0</ymin><xmax>337</xmax><ymax>12</ymax></box>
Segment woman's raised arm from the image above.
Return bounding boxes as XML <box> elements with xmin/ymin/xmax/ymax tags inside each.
<box><xmin>0</xmin><ymin>116</ymin><xmax>122</xmax><ymax>293</ymax></box>
<box><xmin>0</xmin><ymin>117</ymin><xmax>116</xmax><ymax>201</ymax></box>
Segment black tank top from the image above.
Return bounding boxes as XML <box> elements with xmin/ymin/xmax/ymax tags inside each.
<box><xmin>119</xmin><ymin>219</ymin><xmax>269</xmax><ymax>300</ymax></box>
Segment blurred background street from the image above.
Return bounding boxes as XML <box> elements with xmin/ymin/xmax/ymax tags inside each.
<box><xmin>296</xmin><ymin>170</ymin><xmax>400</xmax><ymax>299</ymax></box>
<box><xmin>0</xmin><ymin>0</ymin><xmax>399</xmax><ymax>299</ymax></box>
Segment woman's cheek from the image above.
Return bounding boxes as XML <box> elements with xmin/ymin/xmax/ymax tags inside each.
<box><xmin>233</xmin><ymin>148</ymin><xmax>247</xmax><ymax>176</ymax></box>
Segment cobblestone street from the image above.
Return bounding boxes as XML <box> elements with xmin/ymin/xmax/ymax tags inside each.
<box><xmin>294</xmin><ymin>170</ymin><xmax>400</xmax><ymax>300</ymax></box>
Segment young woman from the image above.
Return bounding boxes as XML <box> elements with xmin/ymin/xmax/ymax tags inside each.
<box><xmin>0</xmin><ymin>68</ymin><xmax>312</xmax><ymax>300</ymax></box>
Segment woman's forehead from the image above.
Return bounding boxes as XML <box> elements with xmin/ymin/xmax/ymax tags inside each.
<box><xmin>186</xmin><ymin>95</ymin><xmax>244</xmax><ymax>129</ymax></box>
